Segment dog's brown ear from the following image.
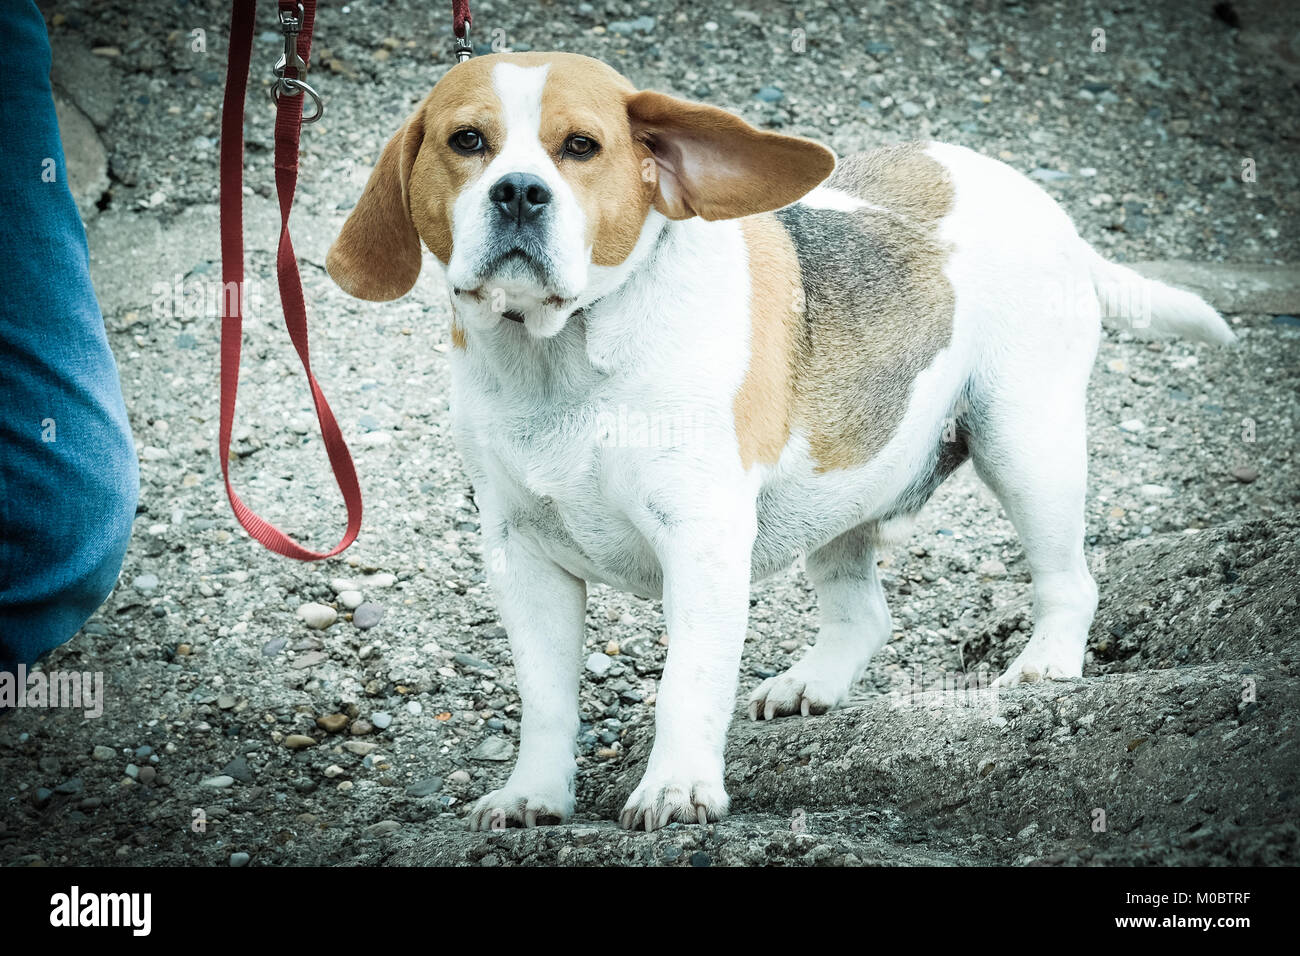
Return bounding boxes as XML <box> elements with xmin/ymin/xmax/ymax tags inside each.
<box><xmin>327</xmin><ymin>111</ymin><xmax>426</xmax><ymax>301</ymax></box>
<box><xmin>627</xmin><ymin>90</ymin><xmax>835</xmax><ymax>222</ymax></box>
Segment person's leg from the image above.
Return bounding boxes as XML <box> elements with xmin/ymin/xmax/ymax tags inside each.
<box><xmin>0</xmin><ymin>1</ymin><xmax>138</xmax><ymax>680</ymax></box>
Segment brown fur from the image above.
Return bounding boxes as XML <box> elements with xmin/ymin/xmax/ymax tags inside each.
<box><xmin>450</xmin><ymin>320</ymin><xmax>467</xmax><ymax>350</ymax></box>
<box><xmin>735</xmin><ymin>215</ymin><xmax>802</xmax><ymax>468</ymax></box>
<box><xmin>328</xmin><ymin>52</ymin><xmax>836</xmax><ymax>302</ymax></box>
<box><xmin>760</xmin><ymin>145</ymin><xmax>957</xmax><ymax>472</ymax></box>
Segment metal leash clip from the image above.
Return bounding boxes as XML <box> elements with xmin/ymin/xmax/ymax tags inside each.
<box><xmin>270</xmin><ymin>3</ymin><xmax>324</xmax><ymax>123</ymax></box>
<box><xmin>454</xmin><ymin>24</ymin><xmax>473</xmax><ymax>63</ymax></box>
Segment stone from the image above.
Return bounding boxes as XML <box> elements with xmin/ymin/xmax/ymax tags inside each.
<box><xmin>470</xmin><ymin>737</ymin><xmax>514</xmax><ymax>761</ymax></box>
<box><xmin>54</xmin><ymin>95</ymin><xmax>109</xmax><ymax>220</ymax></box>
<box><xmin>221</xmin><ymin>756</ymin><xmax>252</xmax><ymax>783</ymax></box>
<box><xmin>291</xmin><ymin>650</ymin><xmax>327</xmax><ymax>669</ymax></box>
<box><xmin>352</xmin><ymin>603</ymin><xmax>385</xmax><ymax>629</ymax></box>
<box><xmin>229</xmin><ymin>852</ymin><xmax>250</xmax><ymax>867</ymax></box>
<box><xmin>405</xmin><ymin>776</ymin><xmax>443</xmax><ymax>797</ymax></box>
<box><xmin>586</xmin><ymin>652</ymin><xmax>613</xmax><ymax>677</ymax></box>
<box><xmin>364</xmin><ymin>819</ymin><xmax>403</xmax><ymax>837</ymax></box>
<box><xmin>201</xmin><ymin>775</ymin><xmax>235</xmax><ymax>788</ymax></box>
<box><xmin>283</xmin><ymin>734</ymin><xmax>317</xmax><ymax>750</ymax></box>
<box><xmin>316</xmin><ymin>713</ymin><xmax>350</xmax><ymax>734</ymax></box>
<box><xmin>370</xmin><ymin>711</ymin><xmax>393</xmax><ymax>730</ymax></box>
<box><xmin>92</xmin><ymin>745</ymin><xmax>114</xmax><ymax>761</ymax></box>
<box><xmin>1231</xmin><ymin>466</ymin><xmax>1259</xmax><ymax>483</ymax></box>
<box><xmin>338</xmin><ymin>590</ymin><xmax>364</xmax><ymax>610</ymax></box>
<box><xmin>607</xmin><ymin>15</ymin><xmax>656</xmax><ymax>34</ymax></box>
<box><xmin>296</xmin><ymin>603</ymin><xmax>338</xmax><ymax>629</ymax></box>
<box><xmin>345</xmin><ymin>741</ymin><xmax>378</xmax><ymax>756</ymax></box>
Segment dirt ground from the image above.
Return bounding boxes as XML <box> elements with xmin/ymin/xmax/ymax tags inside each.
<box><xmin>1</xmin><ymin>0</ymin><xmax>1297</xmax><ymax>866</ymax></box>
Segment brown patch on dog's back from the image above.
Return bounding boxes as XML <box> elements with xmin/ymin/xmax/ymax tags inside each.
<box><xmin>773</xmin><ymin>143</ymin><xmax>957</xmax><ymax>472</ymax></box>
<box><xmin>827</xmin><ymin>143</ymin><xmax>954</xmax><ymax>223</ymax></box>
<box><xmin>735</xmin><ymin>215</ymin><xmax>802</xmax><ymax>467</ymax></box>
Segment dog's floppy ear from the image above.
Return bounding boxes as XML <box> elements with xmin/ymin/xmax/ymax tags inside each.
<box><xmin>327</xmin><ymin>111</ymin><xmax>426</xmax><ymax>301</ymax></box>
<box><xmin>627</xmin><ymin>90</ymin><xmax>835</xmax><ymax>222</ymax></box>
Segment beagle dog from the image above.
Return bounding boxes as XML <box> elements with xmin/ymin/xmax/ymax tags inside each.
<box><xmin>327</xmin><ymin>52</ymin><xmax>1235</xmax><ymax>832</ymax></box>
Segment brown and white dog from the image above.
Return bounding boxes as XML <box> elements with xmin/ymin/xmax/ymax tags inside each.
<box><xmin>327</xmin><ymin>52</ymin><xmax>1235</xmax><ymax>831</ymax></box>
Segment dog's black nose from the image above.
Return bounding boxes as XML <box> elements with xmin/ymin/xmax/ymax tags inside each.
<box><xmin>489</xmin><ymin>173</ymin><xmax>552</xmax><ymax>224</ymax></box>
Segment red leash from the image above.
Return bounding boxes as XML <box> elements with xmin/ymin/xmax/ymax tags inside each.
<box><xmin>219</xmin><ymin>1</ymin><xmax>472</xmax><ymax>560</ymax></box>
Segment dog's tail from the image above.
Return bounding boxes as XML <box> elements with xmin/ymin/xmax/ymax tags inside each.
<box><xmin>1088</xmin><ymin>250</ymin><xmax>1236</xmax><ymax>346</ymax></box>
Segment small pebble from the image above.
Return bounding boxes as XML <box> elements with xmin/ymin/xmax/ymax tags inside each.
<box><xmin>283</xmin><ymin>734</ymin><xmax>317</xmax><ymax>749</ymax></box>
<box><xmin>316</xmin><ymin>713</ymin><xmax>349</xmax><ymax>734</ymax></box>
<box><xmin>296</xmin><ymin>603</ymin><xmax>338</xmax><ymax>629</ymax></box>
<box><xmin>406</xmin><ymin>775</ymin><xmax>443</xmax><ymax>797</ymax></box>
<box><xmin>352</xmin><ymin>603</ymin><xmax>385</xmax><ymax>629</ymax></box>
<box><xmin>229</xmin><ymin>852</ymin><xmax>250</xmax><ymax>867</ymax></box>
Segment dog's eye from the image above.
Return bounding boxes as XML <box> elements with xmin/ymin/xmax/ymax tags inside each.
<box><xmin>562</xmin><ymin>134</ymin><xmax>599</xmax><ymax>159</ymax></box>
<box><xmin>450</xmin><ymin>129</ymin><xmax>486</xmax><ymax>154</ymax></box>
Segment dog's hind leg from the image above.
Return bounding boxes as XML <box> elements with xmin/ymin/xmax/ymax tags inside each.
<box><xmin>748</xmin><ymin>523</ymin><xmax>890</xmax><ymax>719</ymax></box>
<box><xmin>967</xmin><ymin>365</ymin><xmax>1099</xmax><ymax>686</ymax></box>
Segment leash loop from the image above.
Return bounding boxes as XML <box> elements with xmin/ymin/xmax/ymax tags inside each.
<box><xmin>452</xmin><ymin>0</ymin><xmax>473</xmax><ymax>61</ymax></box>
<box><xmin>270</xmin><ymin>76</ymin><xmax>324</xmax><ymax>123</ymax></box>
<box><xmin>270</xmin><ymin>2</ymin><xmax>324</xmax><ymax>123</ymax></box>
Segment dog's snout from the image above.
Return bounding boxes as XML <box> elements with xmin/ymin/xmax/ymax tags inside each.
<box><xmin>489</xmin><ymin>173</ymin><xmax>552</xmax><ymax>224</ymax></box>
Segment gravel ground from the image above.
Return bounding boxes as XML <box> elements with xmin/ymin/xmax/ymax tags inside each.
<box><xmin>1</xmin><ymin>0</ymin><xmax>1296</xmax><ymax>866</ymax></box>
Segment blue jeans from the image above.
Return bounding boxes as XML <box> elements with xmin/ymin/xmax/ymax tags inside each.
<box><xmin>0</xmin><ymin>1</ymin><xmax>138</xmax><ymax>678</ymax></box>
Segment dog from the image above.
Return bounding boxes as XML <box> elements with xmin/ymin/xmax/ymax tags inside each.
<box><xmin>326</xmin><ymin>51</ymin><xmax>1235</xmax><ymax>832</ymax></box>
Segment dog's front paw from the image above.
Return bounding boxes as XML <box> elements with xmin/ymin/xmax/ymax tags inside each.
<box><xmin>618</xmin><ymin>772</ymin><xmax>729</xmax><ymax>832</ymax></box>
<box><xmin>465</xmin><ymin>780</ymin><xmax>574</xmax><ymax>831</ymax></box>
<box><xmin>747</xmin><ymin>664</ymin><xmax>851</xmax><ymax>720</ymax></box>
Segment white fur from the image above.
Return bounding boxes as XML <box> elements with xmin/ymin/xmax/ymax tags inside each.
<box><xmin>445</xmin><ymin>133</ymin><xmax>1230</xmax><ymax>830</ymax></box>
<box><xmin>799</xmin><ymin>185</ymin><xmax>885</xmax><ymax>212</ymax></box>
<box><xmin>446</xmin><ymin>63</ymin><xmax>592</xmax><ymax>338</ymax></box>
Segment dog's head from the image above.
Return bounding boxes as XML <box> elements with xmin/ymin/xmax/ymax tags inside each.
<box><xmin>327</xmin><ymin>52</ymin><xmax>835</xmax><ymax>337</ymax></box>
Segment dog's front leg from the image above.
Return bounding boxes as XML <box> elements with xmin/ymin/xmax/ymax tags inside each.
<box><xmin>619</xmin><ymin>507</ymin><xmax>755</xmax><ymax>831</ymax></box>
<box><xmin>465</xmin><ymin>521</ymin><xmax>586</xmax><ymax>830</ymax></box>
